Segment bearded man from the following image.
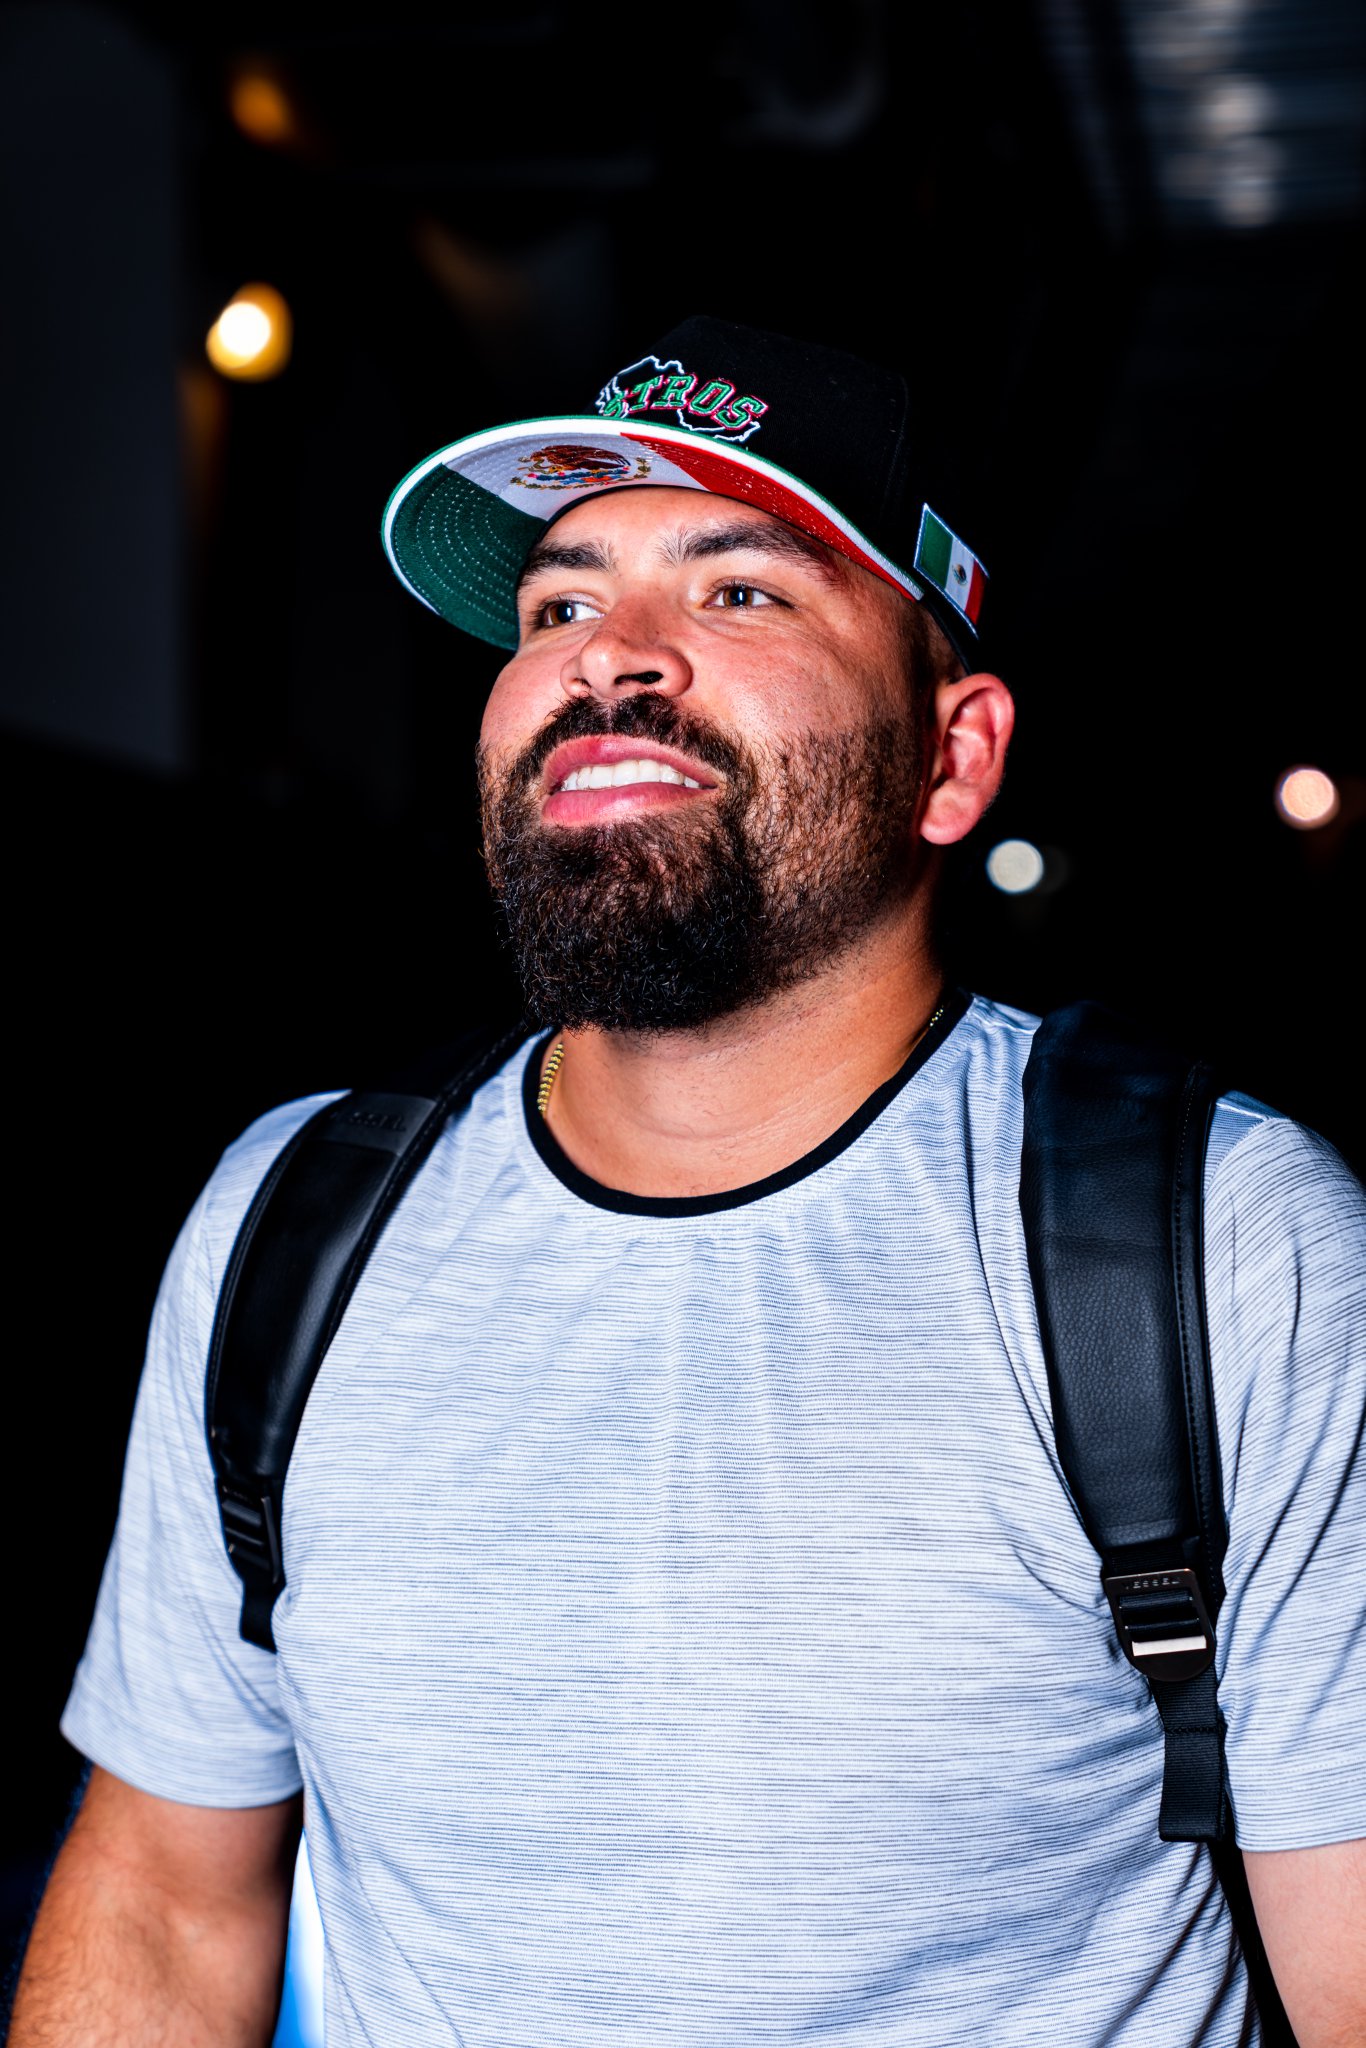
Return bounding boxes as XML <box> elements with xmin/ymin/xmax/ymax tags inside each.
<box><xmin>14</xmin><ymin>318</ymin><xmax>1366</xmax><ymax>2048</ymax></box>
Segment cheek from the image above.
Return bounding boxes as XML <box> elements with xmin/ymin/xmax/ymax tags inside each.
<box><xmin>480</xmin><ymin>655</ymin><xmax>550</xmax><ymax>756</ymax></box>
<box><xmin>723</xmin><ymin>640</ymin><xmax>893</xmax><ymax>745</ymax></box>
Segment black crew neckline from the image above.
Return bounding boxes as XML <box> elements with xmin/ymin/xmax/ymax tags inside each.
<box><xmin>521</xmin><ymin>986</ymin><xmax>972</xmax><ymax>1217</ymax></box>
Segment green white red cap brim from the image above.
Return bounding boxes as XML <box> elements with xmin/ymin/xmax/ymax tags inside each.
<box><xmin>380</xmin><ymin>415</ymin><xmax>939</xmax><ymax>654</ymax></box>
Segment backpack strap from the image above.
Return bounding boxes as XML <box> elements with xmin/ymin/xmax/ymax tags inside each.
<box><xmin>1019</xmin><ymin>1001</ymin><xmax>1228</xmax><ymax>1843</ymax></box>
<box><xmin>205</xmin><ymin>1019</ymin><xmax>527</xmax><ymax>1651</ymax></box>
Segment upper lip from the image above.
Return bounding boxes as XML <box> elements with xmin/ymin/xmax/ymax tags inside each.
<box><xmin>542</xmin><ymin>735</ymin><xmax>719</xmax><ymax>794</ymax></box>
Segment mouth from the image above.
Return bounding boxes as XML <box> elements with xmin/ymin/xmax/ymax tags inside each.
<box><xmin>541</xmin><ymin>736</ymin><xmax>718</xmax><ymax>825</ymax></box>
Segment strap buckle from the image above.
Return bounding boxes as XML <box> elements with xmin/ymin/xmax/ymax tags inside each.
<box><xmin>215</xmin><ymin>1479</ymin><xmax>283</xmax><ymax>1589</ymax></box>
<box><xmin>1104</xmin><ymin>1566</ymin><xmax>1216</xmax><ymax>1682</ymax></box>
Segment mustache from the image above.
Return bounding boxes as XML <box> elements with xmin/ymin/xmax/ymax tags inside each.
<box><xmin>495</xmin><ymin>692</ymin><xmax>747</xmax><ymax>799</ymax></box>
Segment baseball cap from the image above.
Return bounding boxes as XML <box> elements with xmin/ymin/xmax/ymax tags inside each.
<box><xmin>381</xmin><ymin>314</ymin><xmax>988</xmax><ymax>668</ymax></box>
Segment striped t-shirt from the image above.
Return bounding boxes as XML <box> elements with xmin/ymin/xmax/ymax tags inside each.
<box><xmin>64</xmin><ymin>995</ymin><xmax>1366</xmax><ymax>2047</ymax></box>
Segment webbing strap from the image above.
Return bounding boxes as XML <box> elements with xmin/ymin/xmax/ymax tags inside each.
<box><xmin>1151</xmin><ymin>1668</ymin><xmax>1230</xmax><ymax>1842</ymax></box>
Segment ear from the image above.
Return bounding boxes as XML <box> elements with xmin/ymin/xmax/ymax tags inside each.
<box><xmin>917</xmin><ymin>672</ymin><xmax>1015</xmax><ymax>847</ymax></box>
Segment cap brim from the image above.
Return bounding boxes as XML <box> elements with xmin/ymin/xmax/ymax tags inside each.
<box><xmin>382</xmin><ymin>417</ymin><xmax>937</xmax><ymax>654</ymax></box>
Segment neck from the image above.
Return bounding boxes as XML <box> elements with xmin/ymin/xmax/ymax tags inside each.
<box><xmin>540</xmin><ymin>910</ymin><xmax>946</xmax><ymax>1199</ymax></box>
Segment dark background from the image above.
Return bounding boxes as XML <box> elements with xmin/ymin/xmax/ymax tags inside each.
<box><xmin>3</xmin><ymin>0</ymin><xmax>1363</xmax><ymax>1992</ymax></box>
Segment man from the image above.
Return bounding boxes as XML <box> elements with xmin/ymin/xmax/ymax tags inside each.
<box><xmin>13</xmin><ymin>317</ymin><xmax>1366</xmax><ymax>2046</ymax></box>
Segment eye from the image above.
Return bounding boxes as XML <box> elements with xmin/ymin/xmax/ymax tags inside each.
<box><xmin>707</xmin><ymin>582</ymin><xmax>779</xmax><ymax>611</ymax></box>
<box><xmin>534</xmin><ymin>596</ymin><xmax>600</xmax><ymax>629</ymax></box>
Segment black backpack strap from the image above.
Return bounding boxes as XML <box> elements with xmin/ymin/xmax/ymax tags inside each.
<box><xmin>1019</xmin><ymin>1000</ymin><xmax>1228</xmax><ymax>1841</ymax></box>
<box><xmin>1019</xmin><ymin>1002</ymin><xmax>1299</xmax><ymax>2043</ymax></box>
<box><xmin>205</xmin><ymin>1018</ymin><xmax>527</xmax><ymax>1651</ymax></box>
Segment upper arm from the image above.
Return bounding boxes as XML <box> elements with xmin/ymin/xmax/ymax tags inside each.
<box><xmin>1244</xmin><ymin>1838</ymin><xmax>1366</xmax><ymax>2047</ymax></box>
<box><xmin>10</xmin><ymin>1766</ymin><xmax>302</xmax><ymax>2045</ymax></box>
<box><xmin>1202</xmin><ymin>1124</ymin><xmax>1366</xmax><ymax>2038</ymax></box>
<box><xmin>69</xmin><ymin>1764</ymin><xmax>302</xmax><ymax>1910</ymax></box>
<box><xmin>62</xmin><ymin>1155</ymin><xmax>307</xmax><ymax>1808</ymax></box>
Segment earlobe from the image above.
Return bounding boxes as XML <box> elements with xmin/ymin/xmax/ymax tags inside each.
<box><xmin>917</xmin><ymin>673</ymin><xmax>1015</xmax><ymax>847</ymax></box>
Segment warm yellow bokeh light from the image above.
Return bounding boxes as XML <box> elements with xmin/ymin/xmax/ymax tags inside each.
<box><xmin>1274</xmin><ymin>766</ymin><xmax>1340</xmax><ymax>830</ymax></box>
<box><xmin>206</xmin><ymin>284</ymin><xmax>292</xmax><ymax>381</ymax></box>
<box><xmin>217</xmin><ymin>303</ymin><xmax>271</xmax><ymax>357</ymax></box>
<box><xmin>229</xmin><ymin>71</ymin><xmax>295</xmax><ymax>146</ymax></box>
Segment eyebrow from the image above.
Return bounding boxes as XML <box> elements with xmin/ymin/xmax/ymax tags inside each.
<box><xmin>515</xmin><ymin>516</ymin><xmax>843</xmax><ymax>599</ymax></box>
<box><xmin>662</xmin><ymin>519</ymin><xmax>843</xmax><ymax>582</ymax></box>
<box><xmin>516</xmin><ymin>538</ymin><xmax>618</xmax><ymax>593</ymax></box>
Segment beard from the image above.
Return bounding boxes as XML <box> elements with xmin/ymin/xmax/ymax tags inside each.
<box><xmin>478</xmin><ymin>690</ymin><xmax>923</xmax><ymax>1034</ymax></box>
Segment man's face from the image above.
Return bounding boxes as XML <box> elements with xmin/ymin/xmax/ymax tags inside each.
<box><xmin>478</xmin><ymin>487</ymin><xmax>932</xmax><ymax>1032</ymax></box>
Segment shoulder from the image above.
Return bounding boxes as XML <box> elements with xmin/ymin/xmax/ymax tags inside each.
<box><xmin>960</xmin><ymin>993</ymin><xmax>1042</xmax><ymax>1052</ymax></box>
<box><xmin>943</xmin><ymin>992</ymin><xmax>1041</xmax><ymax>1097</ymax></box>
<box><xmin>187</xmin><ymin>1033</ymin><xmax>537</xmax><ymax>1288</ymax></box>
<box><xmin>1203</xmin><ymin>1100</ymin><xmax>1365</xmax><ymax>1386</ymax></box>
<box><xmin>1207</xmin><ymin>1088</ymin><xmax>1362</xmax><ymax>1191</ymax></box>
<box><xmin>131</xmin><ymin>1092</ymin><xmax>349</xmax><ymax>1405</ymax></box>
<box><xmin>1205</xmin><ymin>1095</ymin><xmax>1365</xmax><ymax>1277</ymax></box>
<box><xmin>193</xmin><ymin>1092</ymin><xmax>347</xmax><ymax>1282</ymax></box>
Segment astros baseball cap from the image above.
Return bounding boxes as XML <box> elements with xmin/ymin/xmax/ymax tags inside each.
<box><xmin>381</xmin><ymin>314</ymin><xmax>988</xmax><ymax>669</ymax></box>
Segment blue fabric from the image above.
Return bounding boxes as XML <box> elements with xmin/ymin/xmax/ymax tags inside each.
<box><xmin>272</xmin><ymin>1839</ymin><xmax>325</xmax><ymax>2048</ymax></box>
<box><xmin>64</xmin><ymin>998</ymin><xmax>1366</xmax><ymax>2047</ymax></box>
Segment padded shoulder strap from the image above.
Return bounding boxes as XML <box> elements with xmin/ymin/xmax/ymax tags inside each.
<box><xmin>1019</xmin><ymin>1000</ymin><xmax>1228</xmax><ymax>1840</ymax></box>
<box><xmin>205</xmin><ymin>1018</ymin><xmax>527</xmax><ymax>1650</ymax></box>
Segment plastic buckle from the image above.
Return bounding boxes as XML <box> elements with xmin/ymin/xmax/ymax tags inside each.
<box><xmin>1103</xmin><ymin>1566</ymin><xmax>1216</xmax><ymax>1682</ymax></box>
<box><xmin>216</xmin><ymin>1480</ymin><xmax>283</xmax><ymax>1587</ymax></box>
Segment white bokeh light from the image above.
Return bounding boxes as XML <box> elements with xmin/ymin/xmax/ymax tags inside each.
<box><xmin>986</xmin><ymin>839</ymin><xmax>1046</xmax><ymax>894</ymax></box>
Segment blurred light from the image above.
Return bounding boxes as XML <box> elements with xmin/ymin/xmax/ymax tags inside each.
<box><xmin>1213</xmin><ymin>140</ymin><xmax>1282</xmax><ymax>227</ymax></box>
<box><xmin>218</xmin><ymin>302</ymin><xmax>270</xmax><ymax>356</ymax></box>
<box><xmin>1275</xmin><ymin>766</ymin><xmax>1340</xmax><ymax>830</ymax></box>
<box><xmin>206</xmin><ymin>284</ymin><xmax>292</xmax><ymax>381</ymax></box>
<box><xmin>987</xmin><ymin>839</ymin><xmax>1046</xmax><ymax>894</ymax></box>
<box><xmin>229</xmin><ymin>70</ymin><xmax>295</xmax><ymax>147</ymax></box>
<box><xmin>1048</xmin><ymin>0</ymin><xmax>1366</xmax><ymax>236</ymax></box>
<box><xmin>1150</xmin><ymin>0</ymin><xmax>1250</xmax><ymax>78</ymax></box>
<box><xmin>1199</xmin><ymin>74</ymin><xmax>1271</xmax><ymax>140</ymax></box>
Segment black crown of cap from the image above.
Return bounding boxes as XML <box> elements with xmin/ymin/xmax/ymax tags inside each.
<box><xmin>593</xmin><ymin>313</ymin><xmax>980</xmax><ymax>664</ymax></box>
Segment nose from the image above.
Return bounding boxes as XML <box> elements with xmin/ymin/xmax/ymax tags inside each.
<box><xmin>561</xmin><ymin>598</ymin><xmax>692</xmax><ymax>703</ymax></box>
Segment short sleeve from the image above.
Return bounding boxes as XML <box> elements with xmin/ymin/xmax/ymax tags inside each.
<box><xmin>61</xmin><ymin>1099</ymin><xmax>334</xmax><ymax>1807</ymax></box>
<box><xmin>1205</xmin><ymin>1112</ymin><xmax>1366</xmax><ymax>1849</ymax></box>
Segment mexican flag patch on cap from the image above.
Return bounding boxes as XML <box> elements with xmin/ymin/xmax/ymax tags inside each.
<box><xmin>913</xmin><ymin>508</ymin><xmax>987</xmax><ymax>626</ymax></box>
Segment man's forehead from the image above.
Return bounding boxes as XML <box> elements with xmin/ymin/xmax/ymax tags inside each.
<box><xmin>518</xmin><ymin>488</ymin><xmax>848</xmax><ymax>588</ymax></box>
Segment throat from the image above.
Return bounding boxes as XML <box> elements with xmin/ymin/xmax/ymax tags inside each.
<box><xmin>534</xmin><ymin>948</ymin><xmax>949</xmax><ymax>1200</ymax></box>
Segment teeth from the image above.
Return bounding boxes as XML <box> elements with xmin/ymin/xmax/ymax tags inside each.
<box><xmin>560</xmin><ymin>759</ymin><xmax>703</xmax><ymax>793</ymax></box>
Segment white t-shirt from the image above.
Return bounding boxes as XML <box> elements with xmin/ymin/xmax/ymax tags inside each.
<box><xmin>63</xmin><ymin>995</ymin><xmax>1366</xmax><ymax>2048</ymax></box>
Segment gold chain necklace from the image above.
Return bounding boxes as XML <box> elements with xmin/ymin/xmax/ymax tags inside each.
<box><xmin>536</xmin><ymin>1002</ymin><xmax>946</xmax><ymax>1121</ymax></box>
<box><xmin>536</xmin><ymin>1038</ymin><xmax>566</xmax><ymax>1118</ymax></box>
